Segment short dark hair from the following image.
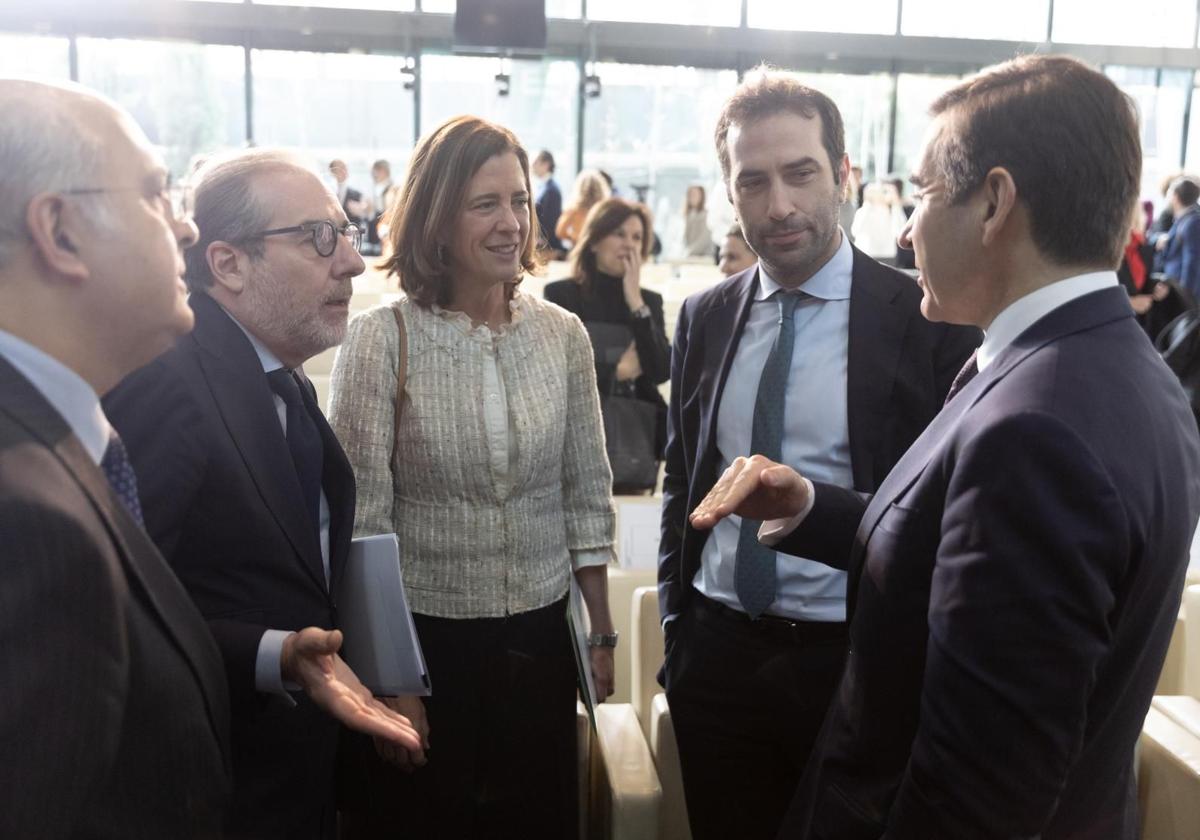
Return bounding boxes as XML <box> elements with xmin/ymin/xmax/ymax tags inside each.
<box><xmin>715</xmin><ymin>66</ymin><xmax>846</xmax><ymax>186</ymax></box>
<box><xmin>383</xmin><ymin>115</ymin><xmax>540</xmax><ymax>307</ymax></box>
<box><xmin>927</xmin><ymin>54</ymin><xmax>1141</xmax><ymax>268</ymax></box>
<box><xmin>568</xmin><ymin>198</ymin><xmax>654</xmax><ymax>295</ymax></box>
<box><xmin>534</xmin><ymin>149</ymin><xmax>555</xmax><ymax>173</ymax></box>
<box><xmin>1172</xmin><ymin>177</ymin><xmax>1200</xmax><ymax>208</ymax></box>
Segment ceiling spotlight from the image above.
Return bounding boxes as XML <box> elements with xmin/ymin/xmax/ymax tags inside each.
<box><xmin>494</xmin><ymin>72</ymin><xmax>511</xmax><ymax>97</ymax></box>
<box><xmin>583</xmin><ymin>73</ymin><xmax>602</xmax><ymax>99</ymax></box>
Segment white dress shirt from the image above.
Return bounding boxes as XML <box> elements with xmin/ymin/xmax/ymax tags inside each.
<box><xmin>694</xmin><ymin>231</ymin><xmax>855</xmax><ymax>622</ymax></box>
<box><xmin>760</xmin><ymin>269</ymin><xmax>1120</xmax><ymax>546</ymax></box>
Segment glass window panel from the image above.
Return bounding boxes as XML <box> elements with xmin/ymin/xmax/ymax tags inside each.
<box><xmin>0</xmin><ymin>33</ymin><xmax>71</xmax><ymax>80</ymax></box>
<box><xmin>252</xmin><ymin>49</ymin><xmax>414</xmax><ymax>202</ymax></box>
<box><xmin>1107</xmin><ymin>66</ymin><xmax>1191</xmax><ymax>203</ymax></box>
<box><xmin>77</xmin><ymin>38</ymin><xmax>246</xmax><ymax>178</ymax></box>
<box><xmin>1186</xmin><ymin>75</ymin><xmax>1200</xmax><ymax>174</ymax></box>
<box><xmin>781</xmin><ymin>71</ymin><xmax>894</xmax><ymax>181</ymax></box>
<box><xmin>747</xmin><ymin>0</ymin><xmax>897</xmax><ymax>35</ymax></box>
<box><xmin>892</xmin><ymin>73</ymin><xmax>962</xmax><ymax>179</ymax></box>
<box><xmin>586</xmin><ymin>0</ymin><xmax>739</xmax><ymax>27</ymax></box>
<box><xmin>901</xmin><ymin>0</ymin><xmax>1049</xmax><ymax>41</ymax></box>
<box><xmin>582</xmin><ymin>62</ymin><xmax>738</xmax><ymax>258</ymax></box>
<box><xmin>253</xmin><ymin>0</ymin><xmax>416</xmax><ymax>9</ymax></box>
<box><xmin>419</xmin><ymin>54</ymin><xmax>578</xmax><ymax>183</ymax></box>
<box><xmin>423</xmin><ymin>0</ymin><xmax>581</xmax><ymax>17</ymax></box>
<box><xmin>1053</xmin><ymin>0</ymin><xmax>1196</xmax><ymax>48</ymax></box>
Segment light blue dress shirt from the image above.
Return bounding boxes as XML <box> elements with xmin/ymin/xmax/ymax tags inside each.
<box><xmin>693</xmin><ymin>232</ymin><xmax>854</xmax><ymax>622</ymax></box>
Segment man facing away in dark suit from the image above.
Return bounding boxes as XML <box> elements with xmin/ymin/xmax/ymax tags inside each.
<box><xmin>0</xmin><ymin>79</ymin><xmax>230</xmax><ymax>838</ymax></box>
<box><xmin>105</xmin><ymin>149</ymin><xmax>426</xmax><ymax>840</ymax></box>
<box><xmin>691</xmin><ymin>54</ymin><xmax>1200</xmax><ymax>840</ymax></box>
<box><xmin>656</xmin><ymin>68</ymin><xmax>980</xmax><ymax>840</ymax></box>
<box><xmin>533</xmin><ymin>149</ymin><xmax>566</xmax><ymax>257</ymax></box>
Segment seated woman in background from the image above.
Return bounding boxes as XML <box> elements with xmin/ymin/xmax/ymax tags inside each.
<box><xmin>555</xmin><ymin>168</ymin><xmax>611</xmax><ymax>248</ymax></box>
<box><xmin>545</xmin><ymin>198</ymin><xmax>670</xmax><ymax>494</ymax></box>
<box><xmin>329</xmin><ymin>115</ymin><xmax>616</xmax><ymax>839</ymax></box>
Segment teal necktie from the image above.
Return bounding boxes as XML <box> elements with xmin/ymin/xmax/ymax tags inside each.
<box><xmin>735</xmin><ymin>291</ymin><xmax>801</xmax><ymax>618</ymax></box>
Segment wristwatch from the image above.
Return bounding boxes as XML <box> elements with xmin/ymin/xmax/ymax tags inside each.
<box><xmin>630</xmin><ymin>304</ymin><xmax>651</xmax><ymax>319</ymax></box>
<box><xmin>586</xmin><ymin>632</ymin><xmax>619</xmax><ymax>648</ymax></box>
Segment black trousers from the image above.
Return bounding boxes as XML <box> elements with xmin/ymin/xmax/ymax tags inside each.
<box><xmin>664</xmin><ymin>595</ymin><xmax>848</xmax><ymax>840</ymax></box>
<box><xmin>339</xmin><ymin>597</ymin><xmax>578</xmax><ymax>840</ymax></box>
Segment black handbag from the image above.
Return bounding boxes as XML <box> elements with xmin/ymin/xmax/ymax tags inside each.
<box><xmin>600</xmin><ymin>385</ymin><xmax>660</xmax><ymax>491</ymax></box>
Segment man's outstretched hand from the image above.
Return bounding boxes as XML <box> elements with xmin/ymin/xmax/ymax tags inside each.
<box><xmin>689</xmin><ymin>454</ymin><xmax>810</xmax><ymax>530</ymax></box>
<box><xmin>281</xmin><ymin>627</ymin><xmax>425</xmax><ymax>760</ymax></box>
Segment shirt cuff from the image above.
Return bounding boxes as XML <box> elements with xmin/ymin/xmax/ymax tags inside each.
<box><xmin>757</xmin><ymin>478</ymin><xmax>816</xmax><ymax>546</ymax></box>
<box><xmin>255</xmin><ymin>629</ymin><xmax>300</xmax><ymax>704</ymax></box>
<box><xmin>571</xmin><ymin>547</ymin><xmax>614</xmax><ymax>571</ymax></box>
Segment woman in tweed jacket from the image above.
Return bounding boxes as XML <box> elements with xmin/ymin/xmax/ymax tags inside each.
<box><xmin>329</xmin><ymin>115</ymin><xmax>617</xmax><ymax>839</ymax></box>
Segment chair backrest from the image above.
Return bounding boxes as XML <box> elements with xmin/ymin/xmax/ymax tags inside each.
<box><xmin>631</xmin><ymin>585</ymin><xmax>665</xmax><ymax>742</ymax></box>
<box><xmin>1183</xmin><ymin>585</ymin><xmax>1200</xmax><ymax>700</ymax></box>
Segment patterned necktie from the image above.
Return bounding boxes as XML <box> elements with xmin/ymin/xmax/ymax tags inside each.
<box><xmin>735</xmin><ymin>291</ymin><xmax>801</xmax><ymax>618</ymax></box>
<box><xmin>944</xmin><ymin>350</ymin><xmax>979</xmax><ymax>406</ymax></box>
<box><xmin>266</xmin><ymin>368</ymin><xmax>325</xmax><ymax>541</ymax></box>
<box><xmin>101</xmin><ymin>429</ymin><xmax>145</xmax><ymax>527</ymax></box>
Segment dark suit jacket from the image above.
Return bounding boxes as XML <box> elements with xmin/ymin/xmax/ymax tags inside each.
<box><xmin>104</xmin><ymin>293</ymin><xmax>356</xmax><ymax>839</ymax></box>
<box><xmin>537</xmin><ymin>177</ymin><xmax>564</xmax><ymax>252</ymax></box>
<box><xmin>1159</xmin><ymin>207</ymin><xmax>1200</xmax><ymax>298</ymax></box>
<box><xmin>0</xmin><ymin>356</ymin><xmax>229</xmax><ymax>839</ymax></box>
<box><xmin>776</xmin><ymin>287</ymin><xmax>1200</xmax><ymax>839</ymax></box>
<box><xmin>657</xmin><ymin>249</ymin><xmax>981</xmax><ymax>625</ymax></box>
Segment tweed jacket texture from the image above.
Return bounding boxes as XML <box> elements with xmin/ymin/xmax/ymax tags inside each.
<box><xmin>329</xmin><ymin>290</ymin><xmax>615</xmax><ymax>618</ymax></box>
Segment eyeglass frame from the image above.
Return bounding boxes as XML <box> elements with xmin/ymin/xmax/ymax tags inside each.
<box><xmin>62</xmin><ymin>179</ymin><xmax>190</xmax><ymax>220</ymax></box>
<box><xmin>241</xmin><ymin>220</ymin><xmax>362</xmax><ymax>258</ymax></box>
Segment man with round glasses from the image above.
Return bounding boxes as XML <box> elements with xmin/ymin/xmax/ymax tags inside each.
<box><xmin>105</xmin><ymin>149</ymin><xmax>425</xmax><ymax>840</ymax></box>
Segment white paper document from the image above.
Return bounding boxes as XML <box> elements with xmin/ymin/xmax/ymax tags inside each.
<box><xmin>337</xmin><ymin>534</ymin><xmax>431</xmax><ymax>697</ymax></box>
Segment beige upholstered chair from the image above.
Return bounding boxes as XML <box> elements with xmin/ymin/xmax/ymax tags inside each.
<box><xmin>631</xmin><ymin>585</ymin><xmax>692</xmax><ymax>840</ymax></box>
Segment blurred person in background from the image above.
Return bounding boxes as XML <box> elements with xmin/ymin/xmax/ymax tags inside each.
<box><xmin>719</xmin><ymin>223</ymin><xmax>757</xmax><ymax>276</ymax></box>
<box><xmin>532</xmin><ymin>149</ymin><xmax>566</xmax><ymax>259</ymax></box>
<box><xmin>681</xmin><ymin>185</ymin><xmax>715</xmax><ymax>258</ymax></box>
<box><xmin>330</xmin><ymin>158</ymin><xmax>369</xmax><ymax>234</ymax></box>
<box><xmin>366</xmin><ymin>159</ymin><xmax>397</xmax><ymax>256</ymax></box>
<box><xmin>556</xmin><ymin>167</ymin><xmax>611</xmax><ymax>248</ymax></box>
<box><xmin>850</xmin><ymin>181</ymin><xmax>908</xmax><ymax>263</ymax></box>
<box><xmin>545</xmin><ymin>197</ymin><xmax>670</xmax><ymax>494</ymax></box>
<box><xmin>330</xmin><ymin>115</ymin><xmax>617</xmax><ymax>839</ymax></box>
<box><xmin>1153</xmin><ymin>176</ymin><xmax>1200</xmax><ymax>298</ymax></box>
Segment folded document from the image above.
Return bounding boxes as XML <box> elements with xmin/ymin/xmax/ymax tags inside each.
<box><xmin>336</xmin><ymin>534</ymin><xmax>431</xmax><ymax>696</ymax></box>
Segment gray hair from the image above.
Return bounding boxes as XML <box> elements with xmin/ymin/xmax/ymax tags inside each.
<box><xmin>0</xmin><ymin>80</ymin><xmax>118</xmax><ymax>269</ymax></box>
<box><xmin>184</xmin><ymin>148</ymin><xmax>312</xmax><ymax>294</ymax></box>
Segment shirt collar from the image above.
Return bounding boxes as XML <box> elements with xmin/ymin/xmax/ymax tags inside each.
<box><xmin>217</xmin><ymin>303</ymin><xmax>286</xmax><ymax>374</ymax></box>
<box><xmin>756</xmin><ymin>228</ymin><xmax>853</xmax><ymax>302</ymax></box>
<box><xmin>977</xmin><ymin>270</ymin><xmax>1118</xmax><ymax>372</ymax></box>
<box><xmin>0</xmin><ymin>328</ymin><xmax>110</xmax><ymax>465</ymax></box>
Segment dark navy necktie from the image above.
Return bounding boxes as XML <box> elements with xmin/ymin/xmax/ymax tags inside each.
<box><xmin>735</xmin><ymin>291</ymin><xmax>802</xmax><ymax>618</ymax></box>
<box><xmin>266</xmin><ymin>368</ymin><xmax>325</xmax><ymax>541</ymax></box>
<box><xmin>101</xmin><ymin>429</ymin><xmax>145</xmax><ymax>527</ymax></box>
<box><xmin>944</xmin><ymin>350</ymin><xmax>979</xmax><ymax>405</ymax></box>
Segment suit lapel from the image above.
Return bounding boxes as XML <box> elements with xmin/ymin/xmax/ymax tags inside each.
<box><xmin>0</xmin><ymin>358</ymin><xmax>231</xmax><ymax>760</ymax></box>
<box><xmin>846</xmin><ymin>249</ymin><xmax>912</xmax><ymax>491</ymax></box>
<box><xmin>695</xmin><ymin>267</ymin><xmax>759</xmax><ymax>496</ymax></box>
<box><xmin>850</xmin><ymin>287</ymin><xmax>1137</xmax><ymax>594</ymax></box>
<box><xmin>296</xmin><ymin>369</ymin><xmax>355</xmax><ymax>594</ymax></box>
<box><xmin>188</xmin><ymin>295</ymin><xmax>328</xmax><ymax>592</ymax></box>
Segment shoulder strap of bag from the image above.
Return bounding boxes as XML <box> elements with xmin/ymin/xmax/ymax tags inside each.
<box><xmin>390</xmin><ymin>301</ymin><xmax>408</xmax><ymax>464</ymax></box>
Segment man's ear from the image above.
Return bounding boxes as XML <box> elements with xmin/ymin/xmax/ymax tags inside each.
<box><xmin>980</xmin><ymin>167</ymin><xmax>1018</xmax><ymax>248</ymax></box>
<box><xmin>207</xmin><ymin>240</ymin><xmax>248</xmax><ymax>294</ymax></box>
<box><xmin>25</xmin><ymin>192</ymin><xmax>89</xmax><ymax>282</ymax></box>
<box><xmin>836</xmin><ymin>154</ymin><xmax>851</xmax><ymax>193</ymax></box>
